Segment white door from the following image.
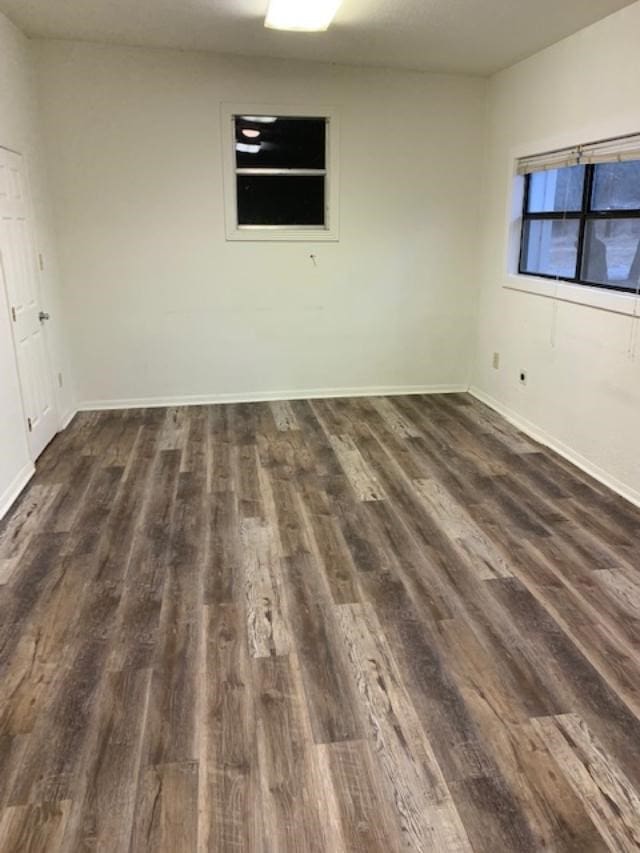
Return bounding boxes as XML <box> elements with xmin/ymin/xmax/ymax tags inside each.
<box><xmin>0</xmin><ymin>148</ymin><xmax>58</xmax><ymax>459</ymax></box>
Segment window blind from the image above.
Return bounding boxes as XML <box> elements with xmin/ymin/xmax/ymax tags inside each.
<box><xmin>580</xmin><ymin>134</ymin><xmax>640</xmax><ymax>164</ymax></box>
<box><xmin>516</xmin><ymin>132</ymin><xmax>640</xmax><ymax>175</ymax></box>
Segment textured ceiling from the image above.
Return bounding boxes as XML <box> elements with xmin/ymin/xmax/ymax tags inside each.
<box><xmin>1</xmin><ymin>0</ymin><xmax>636</xmax><ymax>75</ymax></box>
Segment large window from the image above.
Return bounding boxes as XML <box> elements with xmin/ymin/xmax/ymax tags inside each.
<box><xmin>519</xmin><ymin>159</ymin><xmax>640</xmax><ymax>293</ymax></box>
<box><xmin>222</xmin><ymin>105</ymin><xmax>339</xmax><ymax>241</ymax></box>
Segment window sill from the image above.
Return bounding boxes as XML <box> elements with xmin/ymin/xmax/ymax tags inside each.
<box><xmin>225</xmin><ymin>226</ymin><xmax>339</xmax><ymax>243</ymax></box>
<box><xmin>505</xmin><ymin>274</ymin><xmax>640</xmax><ymax>317</ymax></box>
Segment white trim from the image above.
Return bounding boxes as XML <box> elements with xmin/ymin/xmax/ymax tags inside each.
<box><xmin>59</xmin><ymin>408</ymin><xmax>77</xmax><ymax>431</ymax></box>
<box><xmin>468</xmin><ymin>385</ymin><xmax>640</xmax><ymax>509</ymax></box>
<box><xmin>221</xmin><ymin>102</ymin><xmax>340</xmax><ymax>242</ymax></box>
<box><xmin>0</xmin><ymin>462</ymin><xmax>35</xmax><ymax>521</ymax></box>
<box><xmin>505</xmin><ymin>275</ymin><xmax>640</xmax><ymax>317</ymax></box>
<box><xmin>77</xmin><ymin>383</ymin><xmax>468</xmax><ymax>412</ymax></box>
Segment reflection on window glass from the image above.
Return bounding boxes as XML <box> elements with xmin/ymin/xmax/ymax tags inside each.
<box><xmin>527</xmin><ymin>166</ymin><xmax>585</xmax><ymax>213</ymax></box>
<box><xmin>237</xmin><ymin>175</ymin><xmax>325</xmax><ymax>226</ymax></box>
<box><xmin>521</xmin><ymin>219</ymin><xmax>579</xmax><ymax>278</ymax></box>
<box><xmin>235</xmin><ymin>117</ymin><xmax>326</xmax><ymax>170</ymax></box>
<box><xmin>591</xmin><ymin>161</ymin><xmax>640</xmax><ymax>211</ymax></box>
<box><xmin>581</xmin><ymin>219</ymin><xmax>640</xmax><ymax>289</ymax></box>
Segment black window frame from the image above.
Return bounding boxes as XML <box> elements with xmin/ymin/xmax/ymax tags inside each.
<box><xmin>519</xmin><ymin>163</ymin><xmax>640</xmax><ymax>293</ymax></box>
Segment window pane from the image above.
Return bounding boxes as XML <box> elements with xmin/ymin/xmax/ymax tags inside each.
<box><xmin>591</xmin><ymin>161</ymin><xmax>640</xmax><ymax>210</ymax></box>
<box><xmin>237</xmin><ymin>175</ymin><xmax>325</xmax><ymax>226</ymax></box>
<box><xmin>527</xmin><ymin>166</ymin><xmax>585</xmax><ymax>213</ymax></box>
<box><xmin>581</xmin><ymin>219</ymin><xmax>640</xmax><ymax>289</ymax></box>
<box><xmin>235</xmin><ymin>117</ymin><xmax>326</xmax><ymax>169</ymax></box>
<box><xmin>521</xmin><ymin>219</ymin><xmax>579</xmax><ymax>278</ymax></box>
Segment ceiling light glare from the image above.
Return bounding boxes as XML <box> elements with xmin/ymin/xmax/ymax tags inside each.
<box><xmin>240</xmin><ymin>115</ymin><xmax>277</xmax><ymax>123</ymax></box>
<box><xmin>236</xmin><ymin>143</ymin><xmax>261</xmax><ymax>154</ymax></box>
<box><xmin>265</xmin><ymin>0</ymin><xmax>342</xmax><ymax>32</ymax></box>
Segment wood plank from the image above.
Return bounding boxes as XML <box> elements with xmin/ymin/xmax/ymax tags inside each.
<box><xmin>321</xmin><ymin>474</ymin><xmax>390</xmax><ymax>574</ymax></box>
<box><xmin>370</xmin><ymin>397</ymin><xmax>421</xmax><ymax>438</ymax></box>
<box><xmin>0</xmin><ymin>801</ymin><xmax>70</xmax><ymax>852</ymax></box>
<box><xmin>181</xmin><ymin>405</ymin><xmax>208</xmax><ymax>474</ymax></box>
<box><xmin>288</xmin><ymin>400</ymin><xmax>344</xmax><ymax>479</ymax></box>
<box><xmin>280</xmin><ymin>552</ymin><xmax>362</xmax><ymax>744</ymax></box>
<box><xmin>130</xmin><ymin>761</ymin><xmax>199</xmax><ymax>851</ymax></box>
<box><xmin>296</xmin><ymin>477</ymin><xmax>361</xmax><ymax>604</ymax></box>
<box><xmin>205</xmin><ymin>488</ymin><xmax>238</xmax><ymax>605</ymax></box>
<box><xmin>61</xmin><ymin>667</ymin><xmax>152</xmax><ymax>851</ymax></box>
<box><xmin>157</xmin><ymin>406</ymin><xmax>189</xmax><ymax>452</ymax></box>
<box><xmin>201</xmin><ymin>604</ymin><xmax>262</xmax><ymax>851</ymax></box>
<box><xmin>41</xmin><ymin>455</ymin><xmax>96</xmax><ymax>533</ymax></box>
<box><xmin>488</xmin><ymin>577</ymin><xmax>640</xmax><ymax>793</ymax></box>
<box><xmin>413</xmin><ymin>478</ymin><xmax>512</xmax><ymax>580</ymax></box>
<box><xmin>532</xmin><ymin>713</ymin><xmax>640</xmax><ymax>851</ymax></box>
<box><xmin>335</xmin><ymin>603</ymin><xmax>472</xmax><ymax>852</ymax></box>
<box><xmin>61</xmin><ymin>464</ymin><xmax>124</xmax><ymax>557</ymax></box>
<box><xmin>0</xmin><ymin>532</ymin><xmax>68</xmax><ymax>671</ymax></box>
<box><xmin>438</xmin><ymin>620</ymin><xmax>607</xmax><ymax>850</ymax></box>
<box><xmin>253</xmin><ymin>656</ymin><xmax>325</xmax><ymax>852</ymax></box>
<box><xmin>328</xmin><ymin>434</ymin><xmax>385</xmax><ymax>502</ymax></box>
<box><xmin>240</xmin><ymin>518</ymin><xmax>289</xmax><ymax>658</ymax></box>
<box><xmin>107</xmin><ymin>449</ymin><xmax>181</xmax><ymax>671</ymax></box>
<box><xmin>270</xmin><ymin>400</ymin><xmax>300</xmax><ymax>432</ymax></box>
<box><xmin>316</xmin><ymin>740</ymin><xmax>401</xmax><ymax>853</ymax></box>
<box><xmin>0</xmin><ymin>484</ymin><xmax>60</xmax><ymax>583</ymax></box>
<box><xmin>355</xmin><ymin>570</ymin><xmax>541</xmax><ymax>851</ymax></box>
<box><xmin>594</xmin><ymin>568</ymin><xmax>640</xmax><ymax>618</ymax></box>
<box><xmin>6</xmin><ymin>565</ymin><xmax>125</xmax><ymax>805</ymax></box>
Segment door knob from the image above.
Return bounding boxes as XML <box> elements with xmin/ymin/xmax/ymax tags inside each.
<box><xmin>38</xmin><ymin>311</ymin><xmax>50</xmax><ymax>322</ymax></box>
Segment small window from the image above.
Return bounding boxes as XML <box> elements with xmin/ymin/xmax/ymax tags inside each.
<box><xmin>519</xmin><ymin>160</ymin><xmax>640</xmax><ymax>292</ymax></box>
<box><xmin>222</xmin><ymin>106</ymin><xmax>339</xmax><ymax>241</ymax></box>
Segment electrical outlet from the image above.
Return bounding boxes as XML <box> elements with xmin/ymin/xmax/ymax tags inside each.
<box><xmin>519</xmin><ymin>369</ymin><xmax>527</xmax><ymax>385</ymax></box>
<box><xmin>492</xmin><ymin>352</ymin><xmax>500</xmax><ymax>370</ymax></box>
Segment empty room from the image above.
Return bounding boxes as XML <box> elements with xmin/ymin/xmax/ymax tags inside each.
<box><xmin>1</xmin><ymin>0</ymin><xmax>640</xmax><ymax>848</ymax></box>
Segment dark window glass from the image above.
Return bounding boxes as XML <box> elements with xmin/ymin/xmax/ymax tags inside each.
<box><xmin>235</xmin><ymin>117</ymin><xmax>326</xmax><ymax>169</ymax></box>
<box><xmin>527</xmin><ymin>166</ymin><xmax>585</xmax><ymax>213</ymax></box>
<box><xmin>237</xmin><ymin>175</ymin><xmax>325</xmax><ymax>226</ymax></box>
<box><xmin>521</xmin><ymin>219</ymin><xmax>580</xmax><ymax>278</ymax></box>
<box><xmin>581</xmin><ymin>219</ymin><xmax>640</xmax><ymax>289</ymax></box>
<box><xmin>591</xmin><ymin>161</ymin><xmax>640</xmax><ymax>211</ymax></box>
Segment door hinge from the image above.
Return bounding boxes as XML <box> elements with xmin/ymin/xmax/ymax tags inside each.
<box><xmin>11</xmin><ymin>306</ymin><xmax>16</xmax><ymax>322</ymax></box>
<box><xmin>27</xmin><ymin>417</ymin><xmax>33</xmax><ymax>432</ymax></box>
<box><xmin>38</xmin><ymin>253</ymin><xmax>44</xmax><ymax>271</ymax></box>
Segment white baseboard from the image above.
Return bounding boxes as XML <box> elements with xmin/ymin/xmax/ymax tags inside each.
<box><xmin>0</xmin><ymin>462</ymin><xmax>36</xmax><ymax>521</ymax></box>
<box><xmin>59</xmin><ymin>408</ymin><xmax>77</xmax><ymax>431</ymax></box>
<box><xmin>77</xmin><ymin>383</ymin><xmax>468</xmax><ymax>412</ymax></box>
<box><xmin>469</xmin><ymin>385</ymin><xmax>640</xmax><ymax>509</ymax></box>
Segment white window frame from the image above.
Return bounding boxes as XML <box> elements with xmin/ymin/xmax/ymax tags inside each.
<box><xmin>221</xmin><ymin>103</ymin><xmax>339</xmax><ymax>242</ymax></box>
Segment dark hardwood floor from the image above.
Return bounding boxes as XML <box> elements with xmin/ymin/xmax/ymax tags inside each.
<box><xmin>0</xmin><ymin>393</ymin><xmax>639</xmax><ymax>851</ymax></box>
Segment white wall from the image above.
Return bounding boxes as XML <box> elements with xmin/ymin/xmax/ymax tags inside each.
<box><xmin>472</xmin><ymin>1</ymin><xmax>640</xmax><ymax>504</ymax></box>
<box><xmin>33</xmin><ymin>41</ymin><xmax>487</xmax><ymax>407</ymax></box>
<box><xmin>0</xmin><ymin>11</ymin><xmax>71</xmax><ymax>517</ymax></box>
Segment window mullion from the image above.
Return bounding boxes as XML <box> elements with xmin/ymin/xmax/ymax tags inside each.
<box><xmin>235</xmin><ymin>168</ymin><xmax>327</xmax><ymax>176</ymax></box>
<box><xmin>574</xmin><ymin>164</ymin><xmax>594</xmax><ymax>281</ymax></box>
